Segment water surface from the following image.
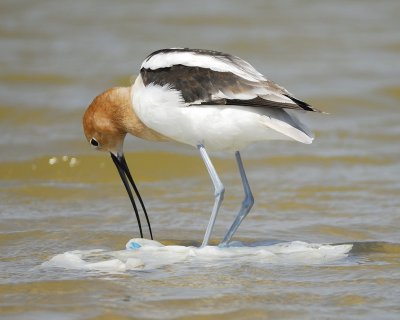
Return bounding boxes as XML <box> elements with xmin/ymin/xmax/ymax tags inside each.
<box><xmin>1</xmin><ymin>1</ymin><xmax>400</xmax><ymax>319</ymax></box>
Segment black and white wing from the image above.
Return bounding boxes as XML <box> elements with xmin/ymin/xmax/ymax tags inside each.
<box><xmin>140</xmin><ymin>48</ymin><xmax>320</xmax><ymax>112</ymax></box>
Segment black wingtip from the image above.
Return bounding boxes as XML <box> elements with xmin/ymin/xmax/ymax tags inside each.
<box><xmin>283</xmin><ymin>94</ymin><xmax>322</xmax><ymax>113</ymax></box>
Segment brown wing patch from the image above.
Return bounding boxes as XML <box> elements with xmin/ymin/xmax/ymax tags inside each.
<box><xmin>141</xmin><ymin>65</ymin><xmax>257</xmax><ymax>103</ymax></box>
<box><xmin>141</xmin><ymin>65</ymin><xmax>320</xmax><ymax>112</ymax></box>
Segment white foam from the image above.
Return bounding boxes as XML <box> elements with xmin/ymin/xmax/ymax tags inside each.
<box><xmin>41</xmin><ymin>239</ymin><xmax>353</xmax><ymax>273</ymax></box>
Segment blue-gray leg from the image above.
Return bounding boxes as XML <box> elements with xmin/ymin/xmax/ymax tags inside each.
<box><xmin>220</xmin><ymin>151</ymin><xmax>254</xmax><ymax>246</ymax></box>
<box><xmin>197</xmin><ymin>144</ymin><xmax>225</xmax><ymax>247</ymax></box>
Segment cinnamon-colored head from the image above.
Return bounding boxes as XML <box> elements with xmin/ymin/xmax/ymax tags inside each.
<box><xmin>83</xmin><ymin>86</ymin><xmax>170</xmax><ymax>155</ymax></box>
<box><xmin>83</xmin><ymin>87</ymin><xmax>131</xmax><ymax>155</ymax></box>
<box><xmin>83</xmin><ymin>87</ymin><xmax>155</xmax><ymax>239</ymax></box>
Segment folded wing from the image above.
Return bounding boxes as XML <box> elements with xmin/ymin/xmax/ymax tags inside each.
<box><xmin>140</xmin><ymin>48</ymin><xmax>321</xmax><ymax>113</ymax></box>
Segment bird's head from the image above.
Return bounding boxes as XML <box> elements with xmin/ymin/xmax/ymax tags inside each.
<box><xmin>83</xmin><ymin>87</ymin><xmax>130</xmax><ymax>156</ymax></box>
<box><xmin>82</xmin><ymin>86</ymin><xmax>153</xmax><ymax>239</ymax></box>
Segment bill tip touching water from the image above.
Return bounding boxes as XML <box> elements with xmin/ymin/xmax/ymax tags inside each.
<box><xmin>82</xmin><ymin>48</ymin><xmax>322</xmax><ymax>247</ymax></box>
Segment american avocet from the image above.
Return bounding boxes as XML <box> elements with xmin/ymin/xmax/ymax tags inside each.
<box><xmin>83</xmin><ymin>48</ymin><xmax>320</xmax><ymax>247</ymax></box>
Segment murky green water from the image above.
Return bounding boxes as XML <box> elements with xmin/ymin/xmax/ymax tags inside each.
<box><xmin>1</xmin><ymin>0</ymin><xmax>400</xmax><ymax>319</ymax></box>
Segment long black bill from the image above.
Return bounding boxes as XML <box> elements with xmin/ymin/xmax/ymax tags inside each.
<box><xmin>110</xmin><ymin>153</ymin><xmax>153</xmax><ymax>239</ymax></box>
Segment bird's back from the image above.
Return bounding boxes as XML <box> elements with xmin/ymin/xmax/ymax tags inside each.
<box><xmin>131</xmin><ymin>48</ymin><xmax>318</xmax><ymax>150</ymax></box>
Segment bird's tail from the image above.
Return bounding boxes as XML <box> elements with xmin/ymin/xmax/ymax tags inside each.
<box><xmin>259</xmin><ymin>108</ymin><xmax>314</xmax><ymax>144</ymax></box>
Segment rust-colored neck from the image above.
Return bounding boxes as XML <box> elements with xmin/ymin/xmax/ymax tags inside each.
<box><xmin>97</xmin><ymin>86</ymin><xmax>169</xmax><ymax>142</ymax></box>
<box><xmin>83</xmin><ymin>86</ymin><xmax>169</xmax><ymax>155</ymax></box>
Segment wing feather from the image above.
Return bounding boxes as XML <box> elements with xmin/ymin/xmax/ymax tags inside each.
<box><xmin>140</xmin><ymin>48</ymin><xmax>321</xmax><ymax>113</ymax></box>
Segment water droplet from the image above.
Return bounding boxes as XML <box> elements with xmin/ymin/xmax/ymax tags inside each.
<box><xmin>48</xmin><ymin>157</ymin><xmax>58</xmax><ymax>165</ymax></box>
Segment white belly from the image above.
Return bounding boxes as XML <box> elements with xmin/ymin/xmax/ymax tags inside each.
<box><xmin>132</xmin><ymin>76</ymin><xmax>313</xmax><ymax>151</ymax></box>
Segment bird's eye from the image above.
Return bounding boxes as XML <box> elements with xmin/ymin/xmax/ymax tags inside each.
<box><xmin>90</xmin><ymin>138</ymin><xmax>99</xmax><ymax>148</ymax></box>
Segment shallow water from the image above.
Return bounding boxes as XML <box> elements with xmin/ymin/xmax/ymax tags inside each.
<box><xmin>1</xmin><ymin>0</ymin><xmax>400</xmax><ymax>319</ymax></box>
